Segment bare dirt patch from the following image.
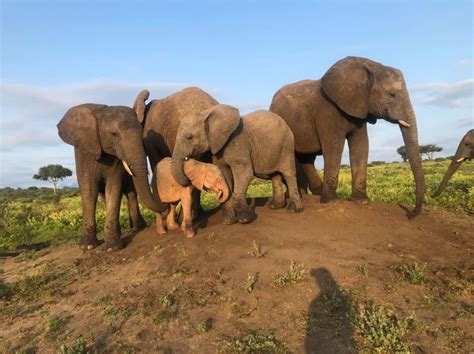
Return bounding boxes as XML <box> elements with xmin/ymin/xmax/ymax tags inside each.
<box><xmin>1</xmin><ymin>196</ymin><xmax>473</xmax><ymax>353</ymax></box>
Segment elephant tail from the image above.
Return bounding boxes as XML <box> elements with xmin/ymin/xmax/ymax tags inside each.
<box><xmin>133</xmin><ymin>89</ymin><xmax>150</xmax><ymax>124</ymax></box>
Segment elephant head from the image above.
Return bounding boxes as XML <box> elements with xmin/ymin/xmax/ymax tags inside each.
<box><xmin>321</xmin><ymin>56</ymin><xmax>425</xmax><ymax>217</ymax></box>
<box><xmin>183</xmin><ymin>158</ymin><xmax>230</xmax><ymax>203</ymax></box>
<box><xmin>433</xmin><ymin>129</ymin><xmax>474</xmax><ymax>197</ymax></box>
<box><xmin>57</xmin><ymin>104</ymin><xmax>168</xmax><ymax>213</ymax></box>
<box><xmin>171</xmin><ymin>104</ymin><xmax>241</xmax><ymax>186</ymax></box>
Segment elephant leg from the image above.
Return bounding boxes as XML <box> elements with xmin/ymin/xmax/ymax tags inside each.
<box><xmin>280</xmin><ymin>156</ymin><xmax>304</xmax><ymax>213</ymax></box>
<box><xmin>125</xmin><ymin>185</ymin><xmax>147</xmax><ymax>231</ymax></box>
<box><xmin>231</xmin><ymin>163</ymin><xmax>257</xmax><ymax>224</ymax></box>
<box><xmin>156</xmin><ymin>210</ymin><xmax>167</xmax><ymax>235</ymax></box>
<box><xmin>180</xmin><ymin>187</ymin><xmax>195</xmax><ymax>238</ymax></box>
<box><xmin>79</xmin><ymin>181</ymin><xmax>100</xmax><ymax>250</ymax></box>
<box><xmin>167</xmin><ymin>205</ymin><xmax>180</xmax><ymax>231</ymax></box>
<box><xmin>191</xmin><ymin>189</ymin><xmax>203</xmax><ymax>221</ymax></box>
<box><xmin>269</xmin><ymin>174</ymin><xmax>286</xmax><ymax>209</ymax></box>
<box><xmin>297</xmin><ymin>153</ymin><xmax>323</xmax><ymax>195</ymax></box>
<box><xmin>220</xmin><ymin>165</ymin><xmax>238</xmax><ymax>225</ymax></box>
<box><xmin>320</xmin><ymin>137</ymin><xmax>345</xmax><ymax>203</ymax></box>
<box><xmin>103</xmin><ymin>173</ymin><xmax>124</xmax><ymax>251</ymax></box>
<box><xmin>347</xmin><ymin>124</ymin><xmax>369</xmax><ymax>200</ymax></box>
<box><xmin>295</xmin><ymin>158</ymin><xmax>309</xmax><ymax>196</ymax></box>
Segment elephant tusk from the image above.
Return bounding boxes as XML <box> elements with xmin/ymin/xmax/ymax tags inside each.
<box><xmin>184</xmin><ymin>156</ymin><xmax>189</xmax><ymax>161</ymax></box>
<box><xmin>398</xmin><ymin>120</ymin><xmax>410</xmax><ymax>128</ymax></box>
<box><xmin>122</xmin><ymin>161</ymin><xmax>134</xmax><ymax>176</ymax></box>
<box><xmin>456</xmin><ymin>157</ymin><xmax>466</xmax><ymax>163</ymax></box>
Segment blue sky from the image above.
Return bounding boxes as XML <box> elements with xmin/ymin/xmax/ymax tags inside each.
<box><xmin>1</xmin><ymin>0</ymin><xmax>472</xmax><ymax>188</ymax></box>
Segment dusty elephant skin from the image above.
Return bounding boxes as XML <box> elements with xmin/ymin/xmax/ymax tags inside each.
<box><xmin>154</xmin><ymin>158</ymin><xmax>229</xmax><ymax>238</ymax></box>
<box><xmin>270</xmin><ymin>56</ymin><xmax>425</xmax><ymax>218</ymax></box>
<box><xmin>433</xmin><ymin>129</ymin><xmax>474</xmax><ymax>197</ymax></box>
<box><xmin>57</xmin><ymin>104</ymin><xmax>167</xmax><ymax>251</ymax></box>
<box><xmin>171</xmin><ymin>105</ymin><xmax>304</xmax><ymax>225</ymax></box>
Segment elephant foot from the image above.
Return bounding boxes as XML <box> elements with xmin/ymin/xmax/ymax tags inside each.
<box><xmin>181</xmin><ymin>222</ymin><xmax>195</xmax><ymax>238</ymax></box>
<box><xmin>104</xmin><ymin>237</ymin><xmax>124</xmax><ymax>252</ymax></box>
<box><xmin>309</xmin><ymin>186</ymin><xmax>323</xmax><ymax>196</ymax></box>
<box><xmin>221</xmin><ymin>207</ymin><xmax>238</xmax><ymax>225</ymax></box>
<box><xmin>79</xmin><ymin>235</ymin><xmax>100</xmax><ymax>250</ymax></box>
<box><xmin>134</xmin><ymin>217</ymin><xmax>147</xmax><ymax>231</ymax></box>
<box><xmin>349</xmin><ymin>193</ymin><xmax>370</xmax><ymax>204</ymax></box>
<box><xmin>287</xmin><ymin>200</ymin><xmax>304</xmax><ymax>213</ymax></box>
<box><xmin>268</xmin><ymin>197</ymin><xmax>286</xmax><ymax>210</ymax></box>
<box><xmin>236</xmin><ymin>207</ymin><xmax>257</xmax><ymax>224</ymax></box>
<box><xmin>167</xmin><ymin>222</ymin><xmax>180</xmax><ymax>231</ymax></box>
<box><xmin>320</xmin><ymin>191</ymin><xmax>339</xmax><ymax>204</ymax></box>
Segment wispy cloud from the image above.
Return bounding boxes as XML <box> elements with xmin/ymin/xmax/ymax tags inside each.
<box><xmin>457</xmin><ymin>116</ymin><xmax>473</xmax><ymax>129</ymax></box>
<box><xmin>411</xmin><ymin>79</ymin><xmax>473</xmax><ymax>108</ymax></box>
<box><xmin>0</xmin><ymin>79</ymin><xmax>190</xmax><ymax>149</ymax></box>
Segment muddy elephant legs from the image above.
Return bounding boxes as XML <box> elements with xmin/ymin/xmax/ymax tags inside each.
<box><xmin>321</xmin><ymin>137</ymin><xmax>345</xmax><ymax>203</ymax></box>
<box><xmin>347</xmin><ymin>124</ymin><xmax>369</xmax><ymax>201</ymax></box>
<box><xmin>79</xmin><ymin>182</ymin><xmax>100</xmax><ymax>250</ymax></box>
<box><xmin>296</xmin><ymin>153</ymin><xmax>323</xmax><ymax>195</ymax></box>
<box><xmin>103</xmin><ymin>173</ymin><xmax>124</xmax><ymax>251</ymax></box>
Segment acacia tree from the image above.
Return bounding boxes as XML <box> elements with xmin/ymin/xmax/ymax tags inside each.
<box><xmin>397</xmin><ymin>146</ymin><xmax>408</xmax><ymax>162</ymax></box>
<box><xmin>420</xmin><ymin>144</ymin><xmax>443</xmax><ymax>160</ymax></box>
<box><xmin>33</xmin><ymin>164</ymin><xmax>72</xmax><ymax>195</ymax></box>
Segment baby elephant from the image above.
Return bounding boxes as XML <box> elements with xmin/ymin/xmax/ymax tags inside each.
<box><xmin>171</xmin><ymin>105</ymin><xmax>304</xmax><ymax>225</ymax></box>
<box><xmin>155</xmin><ymin>157</ymin><xmax>229</xmax><ymax>237</ymax></box>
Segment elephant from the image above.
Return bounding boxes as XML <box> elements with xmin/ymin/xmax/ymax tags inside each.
<box><xmin>270</xmin><ymin>56</ymin><xmax>425</xmax><ymax>218</ymax></box>
<box><xmin>433</xmin><ymin>129</ymin><xmax>474</xmax><ymax>197</ymax></box>
<box><xmin>132</xmin><ymin>87</ymin><xmax>218</xmax><ymax>219</ymax></box>
<box><xmin>154</xmin><ymin>157</ymin><xmax>230</xmax><ymax>237</ymax></box>
<box><xmin>57</xmin><ymin>104</ymin><xmax>168</xmax><ymax>251</ymax></box>
<box><xmin>171</xmin><ymin>104</ymin><xmax>304</xmax><ymax>225</ymax></box>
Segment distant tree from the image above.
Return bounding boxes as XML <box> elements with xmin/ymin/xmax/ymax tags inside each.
<box><xmin>33</xmin><ymin>164</ymin><xmax>72</xmax><ymax>195</ymax></box>
<box><xmin>397</xmin><ymin>146</ymin><xmax>408</xmax><ymax>162</ymax></box>
<box><xmin>370</xmin><ymin>161</ymin><xmax>386</xmax><ymax>166</ymax></box>
<box><xmin>420</xmin><ymin>144</ymin><xmax>443</xmax><ymax>160</ymax></box>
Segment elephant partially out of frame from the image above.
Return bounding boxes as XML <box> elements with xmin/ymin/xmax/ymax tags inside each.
<box><xmin>58</xmin><ymin>104</ymin><xmax>168</xmax><ymax>251</ymax></box>
<box><xmin>270</xmin><ymin>56</ymin><xmax>425</xmax><ymax>218</ymax></box>
<box><xmin>433</xmin><ymin>129</ymin><xmax>474</xmax><ymax>197</ymax></box>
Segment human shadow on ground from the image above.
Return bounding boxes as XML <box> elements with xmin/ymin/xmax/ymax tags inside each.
<box><xmin>304</xmin><ymin>268</ymin><xmax>357</xmax><ymax>354</ymax></box>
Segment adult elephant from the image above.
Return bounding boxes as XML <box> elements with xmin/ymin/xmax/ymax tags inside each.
<box><xmin>132</xmin><ymin>87</ymin><xmax>218</xmax><ymax>219</ymax></box>
<box><xmin>57</xmin><ymin>104</ymin><xmax>168</xmax><ymax>251</ymax></box>
<box><xmin>270</xmin><ymin>56</ymin><xmax>424</xmax><ymax>218</ymax></box>
<box><xmin>433</xmin><ymin>129</ymin><xmax>474</xmax><ymax>197</ymax></box>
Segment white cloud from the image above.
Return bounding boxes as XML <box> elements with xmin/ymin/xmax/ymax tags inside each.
<box><xmin>411</xmin><ymin>79</ymin><xmax>474</xmax><ymax>108</ymax></box>
<box><xmin>456</xmin><ymin>116</ymin><xmax>473</xmax><ymax>129</ymax></box>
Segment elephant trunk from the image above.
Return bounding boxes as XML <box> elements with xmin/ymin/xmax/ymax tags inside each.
<box><xmin>123</xmin><ymin>139</ymin><xmax>168</xmax><ymax>213</ymax></box>
<box><xmin>216</xmin><ymin>181</ymin><xmax>230</xmax><ymax>203</ymax></box>
<box><xmin>433</xmin><ymin>156</ymin><xmax>463</xmax><ymax>197</ymax></box>
<box><xmin>399</xmin><ymin>95</ymin><xmax>425</xmax><ymax>218</ymax></box>
<box><xmin>171</xmin><ymin>144</ymin><xmax>191</xmax><ymax>186</ymax></box>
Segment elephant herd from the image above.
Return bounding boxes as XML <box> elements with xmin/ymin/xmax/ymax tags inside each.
<box><xmin>56</xmin><ymin>56</ymin><xmax>471</xmax><ymax>251</ymax></box>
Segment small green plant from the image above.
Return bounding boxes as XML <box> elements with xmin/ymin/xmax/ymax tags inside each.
<box><xmin>197</xmin><ymin>318</ymin><xmax>213</xmax><ymax>333</ymax></box>
<box><xmin>272</xmin><ymin>260</ymin><xmax>306</xmax><ymax>288</ymax></box>
<box><xmin>223</xmin><ymin>331</ymin><xmax>287</xmax><ymax>353</ymax></box>
<box><xmin>390</xmin><ymin>262</ymin><xmax>428</xmax><ymax>285</ymax></box>
<box><xmin>59</xmin><ymin>337</ymin><xmax>89</xmax><ymax>354</ymax></box>
<box><xmin>230</xmin><ymin>302</ymin><xmax>253</xmax><ymax>318</ymax></box>
<box><xmin>248</xmin><ymin>240</ymin><xmax>266</xmax><ymax>258</ymax></box>
<box><xmin>153</xmin><ymin>244</ymin><xmax>165</xmax><ymax>254</ymax></box>
<box><xmin>47</xmin><ymin>315</ymin><xmax>70</xmax><ymax>336</ymax></box>
<box><xmin>357</xmin><ymin>264</ymin><xmax>369</xmax><ymax>278</ymax></box>
<box><xmin>354</xmin><ymin>300</ymin><xmax>415</xmax><ymax>352</ymax></box>
<box><xmin>159</xmin><ymin>293</ymin><xmax>176</xmax><ymax>307</ymax></box>
<box><xmin>244</xmin><ymin>272</ymin><xmax>259</xmax><ymax>294</ymax></box>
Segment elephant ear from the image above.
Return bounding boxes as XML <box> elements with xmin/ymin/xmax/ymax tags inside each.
<box><xmin>57</xmin><ymin>105</ymin><xmax>102</xmax><ymax>160</ymax></box>
<box><xmin>203</xmin><ymin>104</ymin><xmax>241</xmax><ymax>154</ymax></box>
<box><xmin>321</xmin><ymin>57</ymin><xmax>372</xmax><ymax>119</ymax></box>
<box><xmin>133</xmin><ymin>89</ymin><xmax>150</xmax><ymax>124</ymax></box>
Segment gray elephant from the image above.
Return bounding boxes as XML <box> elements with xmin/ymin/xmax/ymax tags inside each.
<box><xmin>433</xmin><ymin>129</ymin><xmax>474</xmax><ymax>197</ymax></box>
<box><xmin>270</xmin><ymin>56</ymin><xmax>424</xmax><ymax>218</ymax></box>
<box><xmin>132</xmin><ymin>87</ymin><xmax>218</xmax><ymax>218</ymax></box>
<box><xmin>171</xmin><ymin>104</ymin><xmax>304</xmax><ymax>225</ymax></box>
<box><xmin>57</xmin><ymin>104</ymin><xmax>168</xmax><ymax>251</ymax></box>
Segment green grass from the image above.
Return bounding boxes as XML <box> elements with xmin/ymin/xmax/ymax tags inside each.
<box><xmin>0</xmin><ymin>160</ymin><xmax>472</xmax><ymax>251</ymax></box>
<box><xmin>272</xmin><ymin>261</ymin><xmax>306</xmax><ymax>288</ymax></box>
<box><xmin>390</xmin><ymin>262</ymin><xmax>429</xmax><ymax>285</ymax></box>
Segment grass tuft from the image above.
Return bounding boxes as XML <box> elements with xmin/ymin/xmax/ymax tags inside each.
<box><xmin>272</xmin><ymin>261</ymin><xmax>306</xmax><ymax>288</ymax></box>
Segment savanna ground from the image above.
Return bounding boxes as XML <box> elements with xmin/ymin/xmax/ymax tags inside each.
<box><xmin>0</xmin><ymin>160</ymin><xmax>473</xmax><ymax>353</ymax></box>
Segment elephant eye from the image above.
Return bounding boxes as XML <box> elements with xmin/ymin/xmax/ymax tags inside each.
<box><xmin>111</xmin><ymin>131</ymin><xmax>119</xmax><ymax>137</ymax></box>
<box><xmin>389</xmin><ymin>92</ymin><xmax>396</xmax><ymax>98</ymax></box>
<box><xmin>185</xmin><ymin>133</ymin><xmax>193</xmax><ymax>141</ymax></box>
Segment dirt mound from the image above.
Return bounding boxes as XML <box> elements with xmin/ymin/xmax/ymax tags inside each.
<box><xmin>1</xmin><ymin>197</ymin><xmax>473</xmax><ymax>352</ymax></box>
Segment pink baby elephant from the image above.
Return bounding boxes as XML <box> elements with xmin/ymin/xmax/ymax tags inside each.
<box><xmin>154</xmin><ymin>157</ymin><xmax>230</xmax><ymax>237</ymax></box>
